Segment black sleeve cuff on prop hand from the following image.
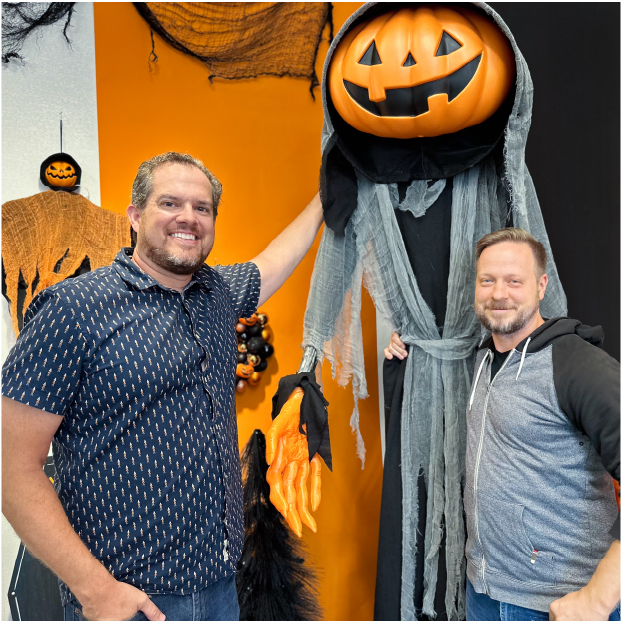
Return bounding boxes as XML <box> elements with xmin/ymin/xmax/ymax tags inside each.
<box><xmin>271</xmin><ymin>373</ymin><xmax>332</xmax><ymax>471</ymax></box>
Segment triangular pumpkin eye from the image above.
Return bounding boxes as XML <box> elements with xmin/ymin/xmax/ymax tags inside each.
<box><xmin>50</xmin><ymin>166</ymin><xmax>57</xmax><ymax>171</ymax></box>
<box><xmin>403</xmin><ymin>52</ymin><xmax>416</xmax><ymax>67</ymax></box>
<box><xmin>359</xmin><ymin>40</ymin><xmax>382</xmax><ymax>66</ymax></box>
<box><xmin>436</xmin><ymin>31</ymin><xmax>462</xmax><ymax>56</ymax></box>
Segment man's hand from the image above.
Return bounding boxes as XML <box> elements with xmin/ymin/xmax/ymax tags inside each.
<box><xmin>265</xmin><ymin>388</ymin><xmax>321</xmax><ymax>537</ymax></box>
<box><xmin>2</xmin><ymin>397</ymin><xmax>164</xmax><ymax>621</ymax></box>
<box><xmin>80</xmin><ymin>580</ymin><xmax>165</xmax><ymax>621</ymax></box>
<box><xmin>384</xmin><ymin>331</ymin><xmax>407</xmax><ymax>360</ymax></box>
<box><xmin>550</xmin><ymin>539</ymin><xmax>620</xmax><ymax>621</ymax></box>
<box><xmin>549</xmin><ymin>588</ymin><xmax>610</xmax><ymax>621</ymax></box>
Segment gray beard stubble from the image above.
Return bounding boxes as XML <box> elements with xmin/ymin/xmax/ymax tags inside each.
<box><xmin>475</xmin><ymin>300</ymin><xmax>540</xmax><ymax>336</ymax></box>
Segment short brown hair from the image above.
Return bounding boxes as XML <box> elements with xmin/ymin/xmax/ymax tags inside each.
<box><xmin>476</xmin><ymin>228</ymin><xmax>547</xmax><ymax>277</ymax></box>
<box><xmin>131</xmin><ymin>152</ymin><xmax>222</xmax><ymax>217</ymax></box>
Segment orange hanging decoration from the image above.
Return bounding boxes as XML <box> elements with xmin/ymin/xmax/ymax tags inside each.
<box><xmin>235</xmin><ymin>309</ymin><xmax>274</xmax><ymax>389</ymax></box>
<box><xmin>265</xmin><ymin>388</ymin><xmax>322</xmax><ymax>537</ymax></box>
<box><xmin>329</xmin><ymin>5</ymin><xmax>515</xmax><ymax>139</ymax></box>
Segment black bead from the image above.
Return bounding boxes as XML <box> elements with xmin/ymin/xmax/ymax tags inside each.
<box><xmin>247</xmin><ymin>324</ymin><xmax>262</xmax><ymax>337</ymax></box>
<box><xmin>256</xmin><ymin>359</ymin><xmax>268</xmax><ymax>372</ymax></box>
<box><xmin>247</xmin><ymin>336</ymin><xmax>266</xmax><ymax>354</ymax></box>
<box><xmin>262</xmin><ymin>343</ymin><xmax>274</xmax><ymax>358</ymax></box>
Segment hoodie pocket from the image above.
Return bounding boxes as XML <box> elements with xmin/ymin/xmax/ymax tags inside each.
<box><xmin>476</xmin><ymin>490</ymin><xmax>558</xmax><ymax>586</ymax></box>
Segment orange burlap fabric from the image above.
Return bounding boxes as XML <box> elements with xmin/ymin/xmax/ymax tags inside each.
<box><xmin>2</xmin><ymin>191</ymin><xmax>130</xmax><ymax>335</ymax></box>
<box><xmin>134</xmin><ymin>2</ymin><xmax>331</xmax><ymax>85</ymax></box>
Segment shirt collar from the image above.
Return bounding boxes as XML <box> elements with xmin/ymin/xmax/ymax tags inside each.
<box><xmin>113</xmin><ymin>248</ymin><xmax>214</xmax><ymax>292</ymax></box>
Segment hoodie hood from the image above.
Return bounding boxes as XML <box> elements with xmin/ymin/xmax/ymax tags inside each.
<box><xmin>481</xmin><ymin>317</ymin><xmax>605</xmax><ymax>354</ymax></box>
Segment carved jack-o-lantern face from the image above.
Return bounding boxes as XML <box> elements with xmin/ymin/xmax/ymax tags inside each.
<box><xmin>45</xmin><ymin>161</ymin><xmax>78</xmax><ymax>187</ymax></box>
<box><xmin>329</xmin><ymin>6</ymin><xmax>515</xmax><ymax>139</ymax></box>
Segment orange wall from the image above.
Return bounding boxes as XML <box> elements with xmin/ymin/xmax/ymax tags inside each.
<box><xmin>94</xmin><ymin>3</ymin><xmax>382</xmax><ymax>619</ymax></box>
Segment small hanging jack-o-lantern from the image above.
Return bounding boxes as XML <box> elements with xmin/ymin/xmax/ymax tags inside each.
<box><xmin>329</xmin><ymin>5</ymin><xmax>515</xmax><ymax>139</ymax></box>
<box><xmin>40</xmin><ymin>152</ymin><xmax>82</xmax><ymax>191</ymax></box>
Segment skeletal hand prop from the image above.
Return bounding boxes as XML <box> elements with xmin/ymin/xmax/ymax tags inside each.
<box><xmin>266</xmin><ymin>388</ymin><xmax>322</xmax><ymax>537</ymax></box>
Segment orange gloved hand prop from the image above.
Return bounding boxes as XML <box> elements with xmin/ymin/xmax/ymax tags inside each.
<box><xmin>265</xmin><ymin>373</ymin><xmax>331</xmax><ymax>538</ymax></box>
<box><xmin>266</xmin><ymin>388</ymin><xmax>321</xmax><ymax>536</ymax></box>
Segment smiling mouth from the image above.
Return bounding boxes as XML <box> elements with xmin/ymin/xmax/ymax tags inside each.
<box><xmin>343</xmin><ymin>54</ymin><xmax>482</xmax><ymax>118</ymax></box>
<box><xmin>169</xmin><ymin>232</ymin><xmax>199</xmax><ymax>242</ymax></box>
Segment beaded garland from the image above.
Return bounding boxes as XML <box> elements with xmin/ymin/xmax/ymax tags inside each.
<box><xmin>234</xmin><ymin>311</ymin><xmax>274</xmax><ymax>393</ymax></box>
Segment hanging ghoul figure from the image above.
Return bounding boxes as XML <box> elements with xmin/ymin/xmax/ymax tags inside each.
<box><xmin>268</xmin><ymin>4</ymin><xmax>567</xmax><ymax>620</ymax></box>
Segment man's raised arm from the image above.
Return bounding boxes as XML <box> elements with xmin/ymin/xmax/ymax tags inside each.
<box><xmin>252</xmin><ymin>192</ymin><xmax>323</xmax><ymax>307</ymax></box>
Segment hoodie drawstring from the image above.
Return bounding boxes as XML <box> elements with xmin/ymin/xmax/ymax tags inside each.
<box><xmin>516</xmin><ymin>337</ymin><xmax>531</xmax><ymax>381</ymax></box>
<box><xmin>469</xmin><ymin>350</ymin><xmax>491</xmax><ymax>410</ymax></box>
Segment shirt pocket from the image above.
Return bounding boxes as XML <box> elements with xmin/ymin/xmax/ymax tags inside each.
<box><xmin>476</xmin><ymin>489</ymin><xmax>558</xmax><ymax>585</ymax></box>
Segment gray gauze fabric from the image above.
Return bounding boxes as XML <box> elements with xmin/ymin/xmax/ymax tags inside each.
<box><xmin>302</xmin><ymin>4</ymin><xmax>567</xmax><ymax>620</ymax></box>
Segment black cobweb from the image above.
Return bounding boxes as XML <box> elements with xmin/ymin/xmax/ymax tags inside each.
<box><xmin>2</xmin><ymin>2</ymin><xmax>76</xmax><ymax>64</ymax></box>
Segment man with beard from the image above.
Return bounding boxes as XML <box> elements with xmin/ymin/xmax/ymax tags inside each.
<box><xmin>386</xmin><ymin>228</ymin><xmax>619</xmax><ymax>620</ymax></box>
<box><xmin>2</xmin><ymin>152</ymin><xmax>323</xmax><ymax>621</ymax></box>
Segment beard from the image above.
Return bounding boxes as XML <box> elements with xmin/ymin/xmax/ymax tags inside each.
<box><xmin>475</xmin><ymin>299</ymin><xmax>540</xmax><ymax>336</ymax></box>
<box><xmin>138</xmin><ymin>228</ymin><xmax>212</xmax><ymax>275</ymax></box>
<box><xmin>144</xmin><ymin>244</ymin><xmax>209</xmax><ymax>275</ymax></box>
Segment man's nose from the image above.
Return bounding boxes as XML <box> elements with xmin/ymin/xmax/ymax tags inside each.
<box><xmin>176</xmin><ymin>203</ymin><xmax>198</xmax><ymax>225</ymax></box>
<box><xmin>491</xmin><ymin>282</ymin><xmax>508</xmax><ymax>299</ymax></box>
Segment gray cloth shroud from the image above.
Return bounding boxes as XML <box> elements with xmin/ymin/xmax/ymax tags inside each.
<box><xmin>302</xmin><ymin>4</ymin><xmax>568</xmax><ymax>620</ymax></box>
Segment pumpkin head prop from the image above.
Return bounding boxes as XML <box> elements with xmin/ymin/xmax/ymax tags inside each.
<box><xmin>40</xmin><ymin>152</ymin><xmax>81</xmax><ymax>190</ymax></box>
<box><xmin>329</xmin><ymin>5</ymin><xmax>515</xmax><ymax>138</ymax></box>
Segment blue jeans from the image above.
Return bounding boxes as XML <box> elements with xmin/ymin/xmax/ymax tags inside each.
<box><xmin>467</xmin><ymin>578</ymin><xmax>620</xmax><ymax>621</ymax></box>
<box><xmin>64</xmin><ymin>574</ymin><xmax>239</xmax><ymax>621</ymax></box>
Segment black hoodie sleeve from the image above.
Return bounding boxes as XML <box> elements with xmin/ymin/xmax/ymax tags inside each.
<box><xmin>552</xmin><ymin>334</ymin><xmax>620</xmax><ymax>539</ymax></box>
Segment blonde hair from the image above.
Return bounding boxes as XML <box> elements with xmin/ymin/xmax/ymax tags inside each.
<box><xmin>476</xmin><ymin>228</ymin><xmax>547</xmax><ymax>277</ymax></box>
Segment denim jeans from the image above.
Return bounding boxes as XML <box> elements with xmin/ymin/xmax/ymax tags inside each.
<box><xmin>467</xmin><ymin>578</ymin><xmax>620</xmax><ymax>621</ymax></box>
<box><xmin>64</xmin><ymin>574</ymin><xmax>239</xmax><ymax>621</ymax></box>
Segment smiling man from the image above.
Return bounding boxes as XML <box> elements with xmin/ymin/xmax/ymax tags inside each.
<box><xmin>2</xmin><ymin>152</ymin><xmax>324</xmax><ymax>621</ymax></box>
<box><xmin>385</xmin><ymin>227</ymin><xmax>619</xmax><ymax>621</ymax></box>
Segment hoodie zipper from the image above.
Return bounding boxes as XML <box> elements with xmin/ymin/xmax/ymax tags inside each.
<box><xmin>473</xmin><ymin>348</ymin><xmax>515</xmax><ymax>594</ymax></box>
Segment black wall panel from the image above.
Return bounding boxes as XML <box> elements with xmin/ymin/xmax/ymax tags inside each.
<box><xmin>489</xmin><ymin>2</ymin><xmax>620</xmax><ymax>360</ymax></box>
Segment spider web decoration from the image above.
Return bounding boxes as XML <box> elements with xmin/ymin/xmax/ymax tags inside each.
<box><xmin>2</xmin><ymin>2</ymin><xmax>76</xmax><ymax>64</ymax></box>
<box><xmin>133</xmin><ymin>2</ymin><xmax>333</xmax><ymax>97</ymax></box>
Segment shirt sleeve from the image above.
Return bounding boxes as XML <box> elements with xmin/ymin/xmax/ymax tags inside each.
<box><xmin>214</xmin><ymin>261</ymin><xmax>261</xmax><ymax>319</ymax></box>
<box><xmin>2</xmin><ymin>289</ymin><xmax>88</xmax><ymax>416</ymax></box>
<box><xmin>552</xmin><ymin>335</ymin><xmax>620</xmax><ymax>540</ymax></box>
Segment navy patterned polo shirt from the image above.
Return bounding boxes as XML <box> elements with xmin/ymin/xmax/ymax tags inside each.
<box><xmin>2</xmin><ymin>248</ymin><xmax>260</xmax><ymax>602</ymax></box>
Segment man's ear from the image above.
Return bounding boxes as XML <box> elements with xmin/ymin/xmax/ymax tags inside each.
<box><xmin>539</xmin><ymin>273</ymin><xmax>549</xmax><ymax>300</ymax></box>
<box><xmin>127</xmin><ymin>204</ymin><xmax>141</xmax><ymax>234</ymax></box>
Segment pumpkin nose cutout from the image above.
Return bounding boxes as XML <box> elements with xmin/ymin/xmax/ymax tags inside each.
<box><xmin>403</xmin><ymin>52</ymin><xmax>416</xmax><ymax>67</ymax></box>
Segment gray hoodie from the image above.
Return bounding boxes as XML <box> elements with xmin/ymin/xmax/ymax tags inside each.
<box><xmin>465</xmin><ymin>317</ymin><xmax>619</xmax><ymax>612</ymax></box>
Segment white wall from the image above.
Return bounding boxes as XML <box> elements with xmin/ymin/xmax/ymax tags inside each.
<box><xmin>1</xmin><ymin>4</ymin><xmax>100</xmax><ymax>619</ymax></box>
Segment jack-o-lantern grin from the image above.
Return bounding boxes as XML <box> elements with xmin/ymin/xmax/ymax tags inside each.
<box><xmin>344</xmin><ymin>54</ymin><xmax>481</xmax><ymax>118</ymax></box>
<box><xmin>47</xmin><ymin>168</ymin><xmax>77</xmax><ymax>181</ymax></box>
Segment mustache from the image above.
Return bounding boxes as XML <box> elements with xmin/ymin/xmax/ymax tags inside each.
<box><xmin>166</xmin><ymin>225</ymin><xmax>201</xmax><ymax>237</ymax></box>
<box><xmin>485</xmin><ymin>303</ymin><xmax>518</xmax><ymax>310</ymax></box>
